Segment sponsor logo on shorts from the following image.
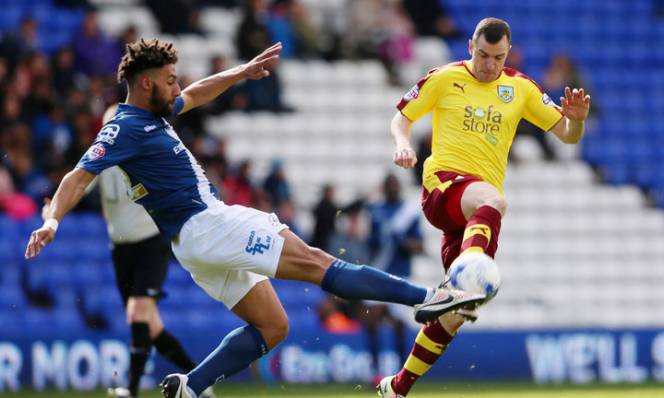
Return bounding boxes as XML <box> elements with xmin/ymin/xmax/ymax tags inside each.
<box><xmin>245</xmin><ymin>230</ymin><xmax>272</xmax><ymax>255</ymax></box>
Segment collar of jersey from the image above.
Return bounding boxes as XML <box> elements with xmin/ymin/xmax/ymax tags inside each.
<box><xmin>463</xmin><ymin>60</ymin><xmax>504</xmax><ymax>84</ymax></box>
<box><xmin>118</xmin><ymin>103</ymin><xmax>157</xmax><ymax>118</ymax></box>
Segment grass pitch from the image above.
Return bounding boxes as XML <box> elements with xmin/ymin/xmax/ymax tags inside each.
<box><xmin>7</xmin><ymin>382</ymin><xmax>664</xmax><ymax>397</ymax></box>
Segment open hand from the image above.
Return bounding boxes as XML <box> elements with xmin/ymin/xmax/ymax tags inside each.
<box><xmin>25</xmin><ymin>226</ymin><xmax>55</xmax><ymax>259</ymax></box>
<box><xmin>560</xmin><ymin>86</ymin><xmax>591</xmax><ymax>122</ymax></box>
<box><xmin>242</xmin><ymin>42</ymin><xmax>282</xmax><ymax>80</ymax></box>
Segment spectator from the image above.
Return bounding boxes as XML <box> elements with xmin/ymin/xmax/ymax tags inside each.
<box><xmin>205</xmin><ymin>55</ymin><xmax>249</xmax><ymax>114</ymax></box>
<box><xmin>267</xmin><ymin>0</ymin><xmax>321</xmax><ymax>59</ymax></box>
<box><xmin>263</xmin><ymin>158</ymin><xmax>291</xmax><ymax>208</ymax></box>
<box><xmin>345</xmin><ymin>0</ymin><xmax>415</xmax><ymax>85</ymax></box>
<box><xmin>236</xmin><ymin>0</ymin><xmax>292</xmax><ymax>112</ymax></box>
<box><xmin>145</xmin><ymin>0</ymin><xmax>203</xmax><ymax>35</ymax></box>
<box><xmin>0</xmin><ymin>17</ymin><xmax>39</xmax><ymax>72</ymax></box>
<box><xmin>0</xmin><ymin>165</ymin><xmax>37</xmax><ymax>220</ymax></box>
<box><xmin>223</xmin><ymin>159</ymin><xmax>255</xmax><ymax>207</ymax></box>
<box><xmin>276</xmin><ymin>199</ymin><xmax>303</xmax><ymax>237</ymax></box>
<box><xmin>327</xmin><ymin>199</ymin><xmax>370</xmax><ymax>264</ymax></box>
<box><xmin>401</xmin><ymin>0</ymin><xmax>463</xmax><ymax>39</ymax></box>
<box><xmin>51</xmin><ymin>47</ymin><xmax>77</xmax><ymax>96</ymax></box>
<box><xmin>542</xmin><ymin>53</ymin><xmax>586</xmax><ymax>107</ymax></box>
<box><xmin>310</xmin><ymin>183</ymin><xmax>339</xmax><ymax>252</ymax></box>
<box><xmin>72</xmin><ymin>9</ymin><xmax>122</xmax><ymax>77</ymax></box>
<box><xmin>2</xmin><ymin>123</ymin><xmax>52</xmax><ymax>205</ymax></box>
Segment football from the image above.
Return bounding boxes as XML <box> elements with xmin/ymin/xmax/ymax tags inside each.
<box><xmin>448</xmin><ymin>252</ymin><xmax>501</xmax><ymax>301</ymax></box>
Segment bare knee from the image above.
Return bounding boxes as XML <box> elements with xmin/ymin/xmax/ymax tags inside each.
<box><xmin>481</xmin><ymin>195</ymin><xmax>507</xmax><ymax>216</ymax></box>
<box><xmin>258</xmin><ymin>312</ymin><xmax>289</xmax><ymax>349</ymax></box>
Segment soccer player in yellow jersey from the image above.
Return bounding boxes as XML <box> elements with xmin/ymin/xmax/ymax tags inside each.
<box><xmin>377</xmin><ymin>17</ymin><xmax>591</xmax><ymax>397</ymax></box>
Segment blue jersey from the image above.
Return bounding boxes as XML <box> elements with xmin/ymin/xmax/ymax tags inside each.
<box><xmin>77</xmin><ymin>98</ymin><xmax>218</xmax><ymax>239</ymax></box>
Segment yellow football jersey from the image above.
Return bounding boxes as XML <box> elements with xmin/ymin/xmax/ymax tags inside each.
<box><xmin>397</xmin><ymin>60</ymin><xmax>563</xmax><ymax>192</ymax></box>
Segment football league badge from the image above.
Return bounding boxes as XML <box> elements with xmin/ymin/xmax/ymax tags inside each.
<box><xmin>497</xmin><ymin>85</ymin><xmax>514</xmax><ymax>103</ymax></box>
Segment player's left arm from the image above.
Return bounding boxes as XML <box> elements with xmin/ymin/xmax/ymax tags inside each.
<box><xmin>549</xmin><ymin>86</ymin><xmax>591</xmax><ymax>144</ymax></box>
<box><xmin>178</xmin><ymin>42</ymin><xmax>282</xmax><ymax>114</ymax></box>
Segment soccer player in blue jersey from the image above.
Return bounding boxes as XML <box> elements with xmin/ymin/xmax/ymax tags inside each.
<box><xmin>24</xmin><ymin>39</ymin><xmax>484</xmax><ymax>398</ymax></box>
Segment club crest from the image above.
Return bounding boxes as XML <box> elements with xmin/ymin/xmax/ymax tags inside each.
<box><xmin>497</xmin><ymin>85</ymin><xmax>514</xmax><ymax>103</ymax></box>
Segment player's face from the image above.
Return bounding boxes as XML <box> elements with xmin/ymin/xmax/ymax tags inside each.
<box><xmin>149</xmin><ymin>64</ymin><xmax>181</xmax><ymax>118</ymax></box>
<box><xmin>468</xmin><ymin>35</ymin><xmax>510</xmax><ymax>83</ymax></box>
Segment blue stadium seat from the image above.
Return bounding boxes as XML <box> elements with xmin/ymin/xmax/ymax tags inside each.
<box><xmin>0</xmin><ymin>310</ymin><xmax>23</xmax><ymax>335</ymax></box>
<box><xmin>0</xmin><ymin>285</ymin><xmax>28</xmax><ymax>309</ymax></box>
<box><xmin>72</xmin><ymin>262</ymin><xmax>106</xmax><ymax>287</ymax></box>
<box><xmin>82</xmin><ymin>285</ymin><xmax>123</xmax><ymax>320</ymax></box>
<box><xmin>164</xmin><ymin>261</ymin><xmax>192</xmax><ymax>287</ymax></box>
<box><xmin>77</xmin><ymin>238</ymin><xmax>112</xmax><ymax>261</ymax></box>
<box><xmin>75</xmin><ymin>213</ymin><xmax>108</xmax><ymax>237</ymax></box>
<box><xmin>0</xmin><ymin>263</ymin><xmax>21</xmax><ymax>288</ymax></box>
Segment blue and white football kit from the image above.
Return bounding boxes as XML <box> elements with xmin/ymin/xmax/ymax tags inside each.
<box><xmin>77</xmin><ymin>98</ymin><xmax>287</xmax><ymax>308</ymax></box>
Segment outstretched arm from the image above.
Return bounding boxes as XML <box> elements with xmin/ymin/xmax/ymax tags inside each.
<box><xmin>391</xmin><ymin>111</ymin><xmax>418</xmax><ymax>169</ymax></box>
<box><xmin>179</xmin><ymin>42</ymin><xmax>282</xmax><ymax>114</ymax></box>
<box><xmin>25</xmin><ymin>167</ymin><xmax>96</xmax><ymax>259</ymax></box>
<box><xmin>550</xmin><ymin>86</ymin><xmax>591</xmax><ymax>144</ymax></box>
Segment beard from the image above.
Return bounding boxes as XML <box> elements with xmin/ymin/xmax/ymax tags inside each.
<box><xmin>149</xmin><ymin>86</ymin><xmax>173</xmax><ymax>118</ymax></box>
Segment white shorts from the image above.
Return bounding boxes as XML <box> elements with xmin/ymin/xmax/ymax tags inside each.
<box><xmin>172</xmin><ymin>201</ymin><xmax>288</xmax><ymax>308</ymax></box>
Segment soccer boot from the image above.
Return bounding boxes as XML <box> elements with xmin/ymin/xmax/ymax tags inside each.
<box><xmin>199</xmin><ymin>386</ymin><xmax>216</xmax><ymax>398</ymax></box>
<box><xmin>414</xmin><ymin>286</ymin><xmax>485</xmax><ymax>323</ymax></box>
<box><xmin>376</xmin><ymin>375</ymin><xmax>404</xmax><ymax>398</ymax></box>
<box><xmin>107</xmin><ymin>387</ymin><xmax>132</xmax><ymax>398</ymax></box>
<box><xmin>161</xmin><ymin>374</ymin><xmax>195</xmax><ymax>398</ymax></box>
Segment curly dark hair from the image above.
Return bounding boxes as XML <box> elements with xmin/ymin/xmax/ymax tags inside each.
<box><xmin>117</xmin><ymin>38</ymin><xmax>178</xmax><ymax>83</ymax></box>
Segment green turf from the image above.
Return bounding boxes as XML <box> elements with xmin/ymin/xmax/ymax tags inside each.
<box><xmin>6</xmin><ymin>382</ymin><xmax>664</xmax><ymax>398</ymax></box>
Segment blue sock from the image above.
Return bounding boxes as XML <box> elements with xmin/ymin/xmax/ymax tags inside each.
<box><xmin>321</xmin><ymin>259</ymin><xmax>427</xmax><ymax>306</ymax></box>
<box><xmin>187</xmin><ymin>325</ymin><xmax>268</xmax><ymax>394</ymax></box>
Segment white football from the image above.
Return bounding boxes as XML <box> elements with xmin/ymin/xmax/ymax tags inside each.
<box><xmin>448</xmin><ymin>252</ymin><xmax>501</xmax><ymax>301</ymax></box>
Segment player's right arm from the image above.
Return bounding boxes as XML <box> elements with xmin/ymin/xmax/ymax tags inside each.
<box><xmin>26</xmin><ymin>116</ymin><xmax>140</xmax><ymax>259</ymax></box>
<box><xmin>25</xmin><ymin>168</ymin><xmax>96</xmax><ymax>259</ymax></box>
<box><xmin>391</xmin><ymin>68</ymin><xmax>444</xmax><ymax>169</ymax></box>
<box><xmin>391</xmin><ymin>111</ymin><xmax>417</xmax><ymax>169</ymax></box>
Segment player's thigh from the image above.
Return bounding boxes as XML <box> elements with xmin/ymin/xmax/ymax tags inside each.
<box><xmin>274</xmin><ymin>229</ymin><xmax>334</xmax><ymax>285</ymax></box>
<box><xmin>460</xmin><ymin>181</ymin><xmax>507</xmax><ymax>219</ymax></box>
<box><xmin>173</xmin><ymin>204</ymin><xmax>287</xmax><ymax>279</ymax></box>
<box><xmin>231</xmin><ymin>279</ymin><xmax>289</xmax><ymax>349</ymax></box>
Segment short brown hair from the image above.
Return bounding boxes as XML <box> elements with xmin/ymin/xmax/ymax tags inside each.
<box><xmin>473</xmin><ymin>18</ymin><xmax>511</xmax><ymax>44</ymax></box>
<box><xmin>117</xmin><ymin>38</ymin><xmax>178</xmax><ymax>83</ymax></box>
